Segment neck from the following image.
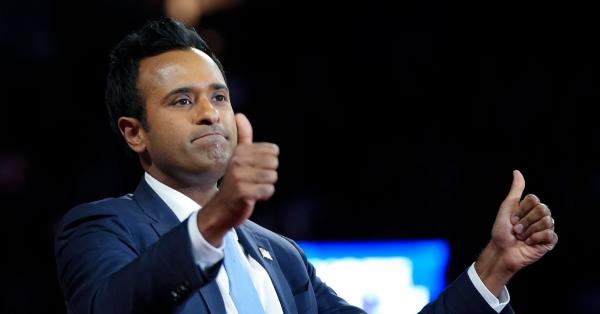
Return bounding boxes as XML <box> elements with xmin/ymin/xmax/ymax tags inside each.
<box><xmin>177</xmin><ymin>183</ymin><xmax>219</xmax><ymax>206</ymax></box>
<box><xmin>145</xmin><ymin>167</ymin><xmax>221</xmax><ymax>206</ymax></box>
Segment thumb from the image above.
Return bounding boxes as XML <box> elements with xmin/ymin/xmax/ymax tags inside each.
<box><xmin>235</xmin><ymin>113</ymin><xmax>253</xmax><ymax>144</ymax></box>
<box><xmin>501</xmin><ymin>170</ymin><xmax>525</xmax><ymax>210</ymax></box>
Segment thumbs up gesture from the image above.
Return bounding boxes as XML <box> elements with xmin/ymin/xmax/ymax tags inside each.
<box><xmin>475</xmin><ymin>170</ymin><xmax>558</xmax><ymax>296</ymax></box>
<box><xmin>197</xmin><ymin>113</ymin><xmax>279</xmax><ymax>246</ymax></box>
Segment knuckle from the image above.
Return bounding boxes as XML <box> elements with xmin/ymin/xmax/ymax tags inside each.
<box><xmin>542</xmin><ymin>230</ymin><xmax>553</xmax><ymax>241</ymax></box>
<box><xmin>270</xmin><ymin>157</ymin><xmax>279</xmax><ymax>169</ymax></box>
<box><xmin>234</xmin><ymin>144</ymin><xmax>249</xmax><ymax>155</ymax></box>
<box><xmin>542</xmin><ymin>216</ymin><xmax>553</xmax><ymax>228</ymax></box>
<box><xmin>241</xmin><ymin>198</ymin><xmax>254</xmax><ymax>208</ymax></box>
<box><xmin>543</xmin><ymin>204</ymin><xmax>551</xmax><ymax>215</ymax></box>
<box><xmin>236</xmin><ymin>182</ymin><xmax>248</xmax><ymax>195</ymax></box>
<box><xmin>533</xmin><ymin>203</ymin><xmax>546</xmax><ymax>216</ymax></box>
<box><xmin>230</xmin><ymin>168</ymin><xmax>243</xmax><ymax>181</ymax></box>
<box><xmin>258</xmin><ymin>170</ymin><xmax>277</xmax><ymax>182</ymax></box>
<box><xmin>537</xmin><ymin>203</ymin><xmax>550</xmax><ymax>214</ymax></box>
<box><xmin>525</xmin><ymin>194</ymin><xmax>539</xmax><ymax>203</ymax></box>
<box><xmin>261</xmin><ymin>185</ymin><xmax>275</xmax><ymax>196</ymax></box>
<box><xmin>230</xmin><ymin>156</ymin><xmax>243</xmax><ymax>166</ymax></box>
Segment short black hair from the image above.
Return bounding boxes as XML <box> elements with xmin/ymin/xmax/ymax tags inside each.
<box><xmin>105</xmin><ymin>18</ymin><xmax>226</xmax><ymax>138</ymax></box>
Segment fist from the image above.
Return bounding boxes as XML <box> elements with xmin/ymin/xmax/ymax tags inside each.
<box><xmin>198</xmin><ymin>113</ymin><xmax>279</xmax><ymax>244</ymax></box>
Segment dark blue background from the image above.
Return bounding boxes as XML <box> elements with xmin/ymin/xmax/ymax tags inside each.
<box><xmin>1</xmin><ymin>0</ymin><xmax>597</xmax><ymax>312</ymax></box>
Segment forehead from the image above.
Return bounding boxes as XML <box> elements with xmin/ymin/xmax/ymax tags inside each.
<box><xmin>137</xmin><ymin>48</ymin><xmax>225</xmax><ymax>95</ymax></box>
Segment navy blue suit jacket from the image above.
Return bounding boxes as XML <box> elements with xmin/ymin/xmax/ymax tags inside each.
<box><xmin>55</xmin><ymin>178</ymin><xmax>514</xmax><ymax>314</ymax></box>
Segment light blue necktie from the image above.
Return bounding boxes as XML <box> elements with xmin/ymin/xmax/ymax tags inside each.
<box><xmin>223</xmin><ymin>232</ymin><xmax>265</xmax><ymax>314</ymax></box>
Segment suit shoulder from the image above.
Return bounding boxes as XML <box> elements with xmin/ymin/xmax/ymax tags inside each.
<box><xmin>58</xmin><ymin>194</ymin><xmax>141</xmax><ymax>231</ymax></box>
<box><xmin>242</xmin><ymin>220</ymin><xmax>283</xmax><ymax>239</ymax></box>
<box><xmin>242</xmin><ymin>220</ymin><xmax>304</xmax><ymax>253</ymax></box>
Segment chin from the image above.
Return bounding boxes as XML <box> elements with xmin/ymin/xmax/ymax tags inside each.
<box><xmin>207</xmin><ymin>148</ymin><xmax>231</xmax><ymax>162</ymax></box>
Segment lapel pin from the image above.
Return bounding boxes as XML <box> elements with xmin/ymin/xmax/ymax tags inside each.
<box><xmin>258</xmin><ymin>247</ymin><xmax>273</xmax><ymax>261</ymax></box>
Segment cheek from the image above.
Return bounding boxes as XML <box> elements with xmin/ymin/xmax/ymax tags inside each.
<box><xmin>147</xmin><ymin>123</ymin><xmax>187</xmax><ymax>157</ymax></box>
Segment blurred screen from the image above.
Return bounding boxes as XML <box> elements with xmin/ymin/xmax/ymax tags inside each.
<box><xmin>297</xmin><ymin>240</ymin><xmax>449</xmax><ymax>314</ymax></box>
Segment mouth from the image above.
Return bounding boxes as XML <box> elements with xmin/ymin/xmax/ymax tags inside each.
<box><xmin>191</xmin><ymin>132</ymin><xmax>227</xmax><ymax>143</ymax></box>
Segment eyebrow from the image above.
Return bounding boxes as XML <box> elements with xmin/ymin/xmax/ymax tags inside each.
<box><xmin>162</xmin><ymin>83</ymin><xmax>229</xmax><ymax>103</ymax></box>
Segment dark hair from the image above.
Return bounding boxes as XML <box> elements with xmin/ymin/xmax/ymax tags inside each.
<box><xmin>105</xmin><ymin>18</ymin><xmax>226</xmax><ymax>138</ymax></box>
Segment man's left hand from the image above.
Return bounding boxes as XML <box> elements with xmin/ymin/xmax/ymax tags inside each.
<box><xmin>475</xmin><ymin>170</ymin><xmax>558</xmax><ymax>296</ymax></box>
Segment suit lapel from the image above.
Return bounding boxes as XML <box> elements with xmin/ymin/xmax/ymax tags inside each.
<box><xmin>133</xmin><ymin>178</ymin><xmax>296</xmax><ymax>314</ymax></box>
<box><xmin>236</xmin><ymin>225</ymin><xmax>297</xmax><ymax>314</ymax></box>
<box><xmin>132</xmin><ymin>178</ymin><xmax>181</xmax><ymax>236</ymax></box>
<box><xmin>133</xmin><ymin>177</ymin><xmax>227</xmax><ymax>313</ymax></box>
<box><xmin>199</xmin><ymin>279</ymin><xmax>227</xmax><ymax>314</ymax></box>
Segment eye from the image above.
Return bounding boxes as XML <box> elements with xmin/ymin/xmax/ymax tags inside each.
<box><xmin>214</xmin><ymin>94</ymin><xmax>227</xmax><ymax>102</ymax></box>
<box><xmin>173</xmin><ymin>97</ymin><xmax>193</xmax><ymax>106</ymax></box>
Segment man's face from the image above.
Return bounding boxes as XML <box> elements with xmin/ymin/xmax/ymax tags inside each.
<box><xmin>134</xmin><ymin>48</ymin><xmax>237</xmax><ymax>184</ymax></box>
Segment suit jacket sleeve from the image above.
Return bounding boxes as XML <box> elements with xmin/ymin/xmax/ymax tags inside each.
<box><xmin>285</xmin><ymin>236</ymin><xmax>513</xmax><ymax>314</ymax></box>
<box><xmin>418</xmin><ymin>269</ymin><xmax>514</xmax><ymax>314</ymax></box>
<box><xmin>54</xmin><ymin>203</ymin><xmax>218</xmax><ymax>314</ymax></box>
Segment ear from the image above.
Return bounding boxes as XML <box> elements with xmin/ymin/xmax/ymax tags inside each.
<box><xmin>117</xmin><ymin>117</ymin><xmax>147</xmax><ymax>154</ymax></box>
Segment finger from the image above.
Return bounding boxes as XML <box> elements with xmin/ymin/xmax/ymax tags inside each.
<box><xmin>499</xmin><ymin>170</ymin><xmax>525</xmax><ymax>217</ymax></box>
<box><xmin>230</xmin><ymin>155</ymin><xmax>279</xmax><ymax>169</ymax></box>
<box><xmin>229</xmin><ymin>166</ymin><xmax>278</xmax><ymax>183</ymax></box>
<box><xmin>236</xmin><ymin>113</ymin><xmax>253</xmax><ymax>144</ymax></box>
<box><xmin>235</xmin><ymin>143</ymin><xmax>280</xmax><ymax>156</ymax></box>
<box><xmin>505</xmin><ymin>170</ymin><xmax>526</xmax><ymax>204</ymax></box>
<box><xmin>228</xmin><ymin>152</ymin><xmax>278</xmax><ymax>170</ymax></box>
<box><xmin>241</xmin><ymin>183</ymin><xmax>275</xmax><ymax>201</ymax></box>
<box><xmin>517</xmin><ymin>215</ymin><xmax>554</xmax><ymax>240</ymax></box>
<box><xmin>514</xmin><ymin>203</ymin><xmax>551</xmax><ymax>237</ymax></box>
<box><xmin>511</xmin><ymin>194</ymin><xmax>541</xmax><ymax>224</ymax></box>
<box><xmin>251</xmin><ymin>169</ymin><xmax>278</xmax><ymax>184</ymax></box>
<box><xmin>524</xmin><ymin>229</ymin><xmax>558</xmax><ymax>248</ymax></box>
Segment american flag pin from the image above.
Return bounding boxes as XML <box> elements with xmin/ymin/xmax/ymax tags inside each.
<box><xmin>258</xmin><ymin>247</ymin><xmax>273</xmax><ymax>260</ymax></box>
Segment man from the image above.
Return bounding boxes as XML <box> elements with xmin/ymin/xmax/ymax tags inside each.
<box><xmin>55</xmin><ymin>18</ymin><xmax>558</xmax><ymax>314</ymax></box>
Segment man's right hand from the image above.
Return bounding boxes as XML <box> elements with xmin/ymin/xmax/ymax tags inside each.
<box><xmin>196</xmin><ymin>113</ymin><xmax>279</xmax><ymax>246</ymax></box>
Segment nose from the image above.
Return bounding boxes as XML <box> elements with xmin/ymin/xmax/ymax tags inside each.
<box><xmin>195</xmin><ymin>97</ymin><xmax>220</xmax><ymax>125</ymax></box>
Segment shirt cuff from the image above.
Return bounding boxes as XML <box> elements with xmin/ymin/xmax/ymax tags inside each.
<box><xmin>467</xmin><ymin>262</ymin><xmax>510</xmax><ymax>313</ymax></box>
<box><xmin>186</xmin><ymin>210</ymin><xmax>224</xmax><ymax>270</ymax></box>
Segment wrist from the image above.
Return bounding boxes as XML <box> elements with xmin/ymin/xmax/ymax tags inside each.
<box><xmin>475</xmin><ymin>242</ymin><xmax>515</xmax><ymax>297</ymax></box>
<box><xmin>196</xmin><ymin>205</ymin><xmax>228</xmax><ymax>247</ymax></box>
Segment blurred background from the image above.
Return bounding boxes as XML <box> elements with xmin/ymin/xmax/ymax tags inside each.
<box><xmin>1</xmin><ymin>0</ymin><xmax>598</xmax><ymax>313</ymax></box>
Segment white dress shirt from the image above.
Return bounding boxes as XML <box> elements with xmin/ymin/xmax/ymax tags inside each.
<box><xmin>144</xmin><ymin>173</ymin><xmax>283</xmax><ymax>314</ymax></box>
<box><xmin>467</xmin><ymin>263</ymin><xmax>510</xmax><ymax>312</ymax></box>
<box><xmin>144</xmin><ymin>172</ymin><xmax>509</xmax><ymax>313</ymax></box>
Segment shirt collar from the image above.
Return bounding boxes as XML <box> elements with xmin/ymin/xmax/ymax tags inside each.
<box><xmin>144</xmin><ymin>172</ymin><xmax>201</xmax><ymax>222</ymax></box>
